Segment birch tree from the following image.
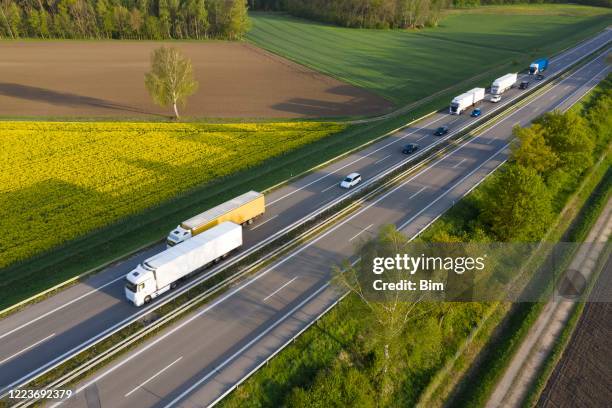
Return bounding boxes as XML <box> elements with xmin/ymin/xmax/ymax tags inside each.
<box><xmin>144</xmin><ymin>46</ymin><xmax>198</xmax><ymax>119</ymax></box>
<box><xmin>332</xmin><ymin>224</ymin><xmax>431</xmax><ymax>401</ymax></box>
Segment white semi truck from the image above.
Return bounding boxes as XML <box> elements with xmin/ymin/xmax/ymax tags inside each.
<box><xmin>125</xmin><ymin>222</ymin><xmax>242</xmax><ymax>306</ymax></box>
<box><xmin>450</xmin><ymin>88</ymin><xmax>485</xmax><ymax>115</ymax></box>
<box><xmin>491</xmin><ymin>73</ymin><xmax>518</xmax><ymax>95</ymax></box>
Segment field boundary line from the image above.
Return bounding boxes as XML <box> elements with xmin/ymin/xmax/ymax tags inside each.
<box><xmin>8</xmin><ymin>47</ymin><xmax>606</xmax><ymax>406</ymax></box>
<box><xmin>0</xmin><ymin>30</ymin><xmax>608</xmax><ymax>319</ymax></box>
<box><xmin>3</xmin><ymin>66</ymin><xmax>552</xmax><ymax>402</ymax></box>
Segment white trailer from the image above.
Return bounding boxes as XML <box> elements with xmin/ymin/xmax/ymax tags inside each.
<box><xmin>449</xmin><ymin>87</ymin><xmax>485</xmax><ymax>115</ymax></box>
<box><xmin>491</xmin><ymin>73</ymin><xmax>518</xmax><ymax>95</ymax></box>
<box><xmin>125</xmin><ymin>222</ymin><xmax>242</xmax><ymax>306</ymax></box>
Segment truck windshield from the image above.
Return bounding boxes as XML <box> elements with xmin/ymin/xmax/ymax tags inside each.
<box><xmin>125</xmin><ymin>280</ymin><xmax>137</xmax><ymax>292</ymax></box>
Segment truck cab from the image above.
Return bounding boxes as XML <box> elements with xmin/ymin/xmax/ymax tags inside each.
<box><xmin>166</xmin><ymin>225</ymin><xmax>192</xmax><ymax>247</ymax></box>
<box><xmin>125</xmin><ymin>265</ymin><xmax>159</xmax><ymax>307</ymax></box>
<box><xmin>529</xmin><ymin>58</ymin><xmax>548</xmax><ymax>75</ymax></box>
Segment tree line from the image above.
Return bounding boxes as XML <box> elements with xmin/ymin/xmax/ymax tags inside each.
<box><xmin>251</xmin><ymin>0</ymin><xmax>452</xmax><ymax>28</ymax></box>
<box><xmin>452</xmin><ymin>0</ymin><xmax>611</xmax><ymax>8</ymax></box>
<box><xmin>248</xmin><ymin>0</ymin><xmax>610</xmax><ymax>29</ymax></box>
<box><xmin>0</xmin><ymin>0</ymin><xmax>250</xmax><ymax>40</ymax></box>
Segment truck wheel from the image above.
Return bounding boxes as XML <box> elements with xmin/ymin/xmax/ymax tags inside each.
<box><xmin>144</xmin><ymin>296</ymin><xmax>152</xmax><ymax>304</ymax></box>
<box><xmin>171</xmin><ymin>282</ymin><xmax>177</xmax><ymax>290</ymax></box>
<box><xmin>247</xmin><ymin>219</ymin><xmax>254</xmax><ymax>225</ymax></box>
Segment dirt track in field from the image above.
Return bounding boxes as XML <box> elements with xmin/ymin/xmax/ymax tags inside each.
<box><xmin>538</xmin><ymin>253</ymin><xmax>612</xmax><ymax>408</ymax></box>
<box><xmin>0</xmin><ymin>41</ymin><xmax>393</xmax><ymax>119</ymax></box>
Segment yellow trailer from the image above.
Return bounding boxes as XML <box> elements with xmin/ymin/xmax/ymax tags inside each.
<box><xmin>167</xmin><ymin>191</ymin><xmax>265</xmax><ymax>246</ymax></box>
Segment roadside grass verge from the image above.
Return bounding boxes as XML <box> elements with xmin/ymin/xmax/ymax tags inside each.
<box><xmin>247</xmin><ymin>6</ymin><xmax>611</xmax><ymax>105</ymax></box>
<box><xmin>443</xmin><ymin>77</ymin><xmax>612</xmax><ymax>407</ymax></box>
<box><xmin>217</xmin><ymin>73</ymin><xmax>612</xmax><ymax>408</ymax></box>
<box><xmin>446</xmin><ymin>155</ymin><xmax>611</xmax><ymax>408</ymax></box>
<box><xmin>2</xmin><ymin>21</ymin><xmax>609</xmax><ymax>310</ymax></box>
<box><xmin>0</xmin><ymin>68</ymin><xmax>487</xmax><ymax>310</ymax></box>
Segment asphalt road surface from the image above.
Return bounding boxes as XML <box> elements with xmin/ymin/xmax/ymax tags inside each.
<box><xmin>41</xmin><ymin>37</ymin><xmax>612</xmax><ymax>407</ymax></box>
<box><xmin>0</xmin><ymin>29</ymin><xmax>610</xmax><ymax>402</ymax></box>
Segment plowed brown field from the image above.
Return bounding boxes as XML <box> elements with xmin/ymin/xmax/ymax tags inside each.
<box><xmin>538</xmin><ymin>253</ymin><xmax>612</xmax><ymax>407</ymax></box>
<box><xmin>0</xmin><ymin>41</ymin><xmax>393</xmax><ymax>119</ymax></box>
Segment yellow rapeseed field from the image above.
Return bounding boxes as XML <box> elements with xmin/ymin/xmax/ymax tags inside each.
<box><xmin>0</xmin><ymin>121</ymin><xmax>346</xmax><ymax>268</ymax></box>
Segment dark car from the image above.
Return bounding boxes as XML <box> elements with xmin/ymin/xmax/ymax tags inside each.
<box><xmin>471</xmin><ymin>108</ymin><xmax>482</xmax><ymax>117</ymax></box>
<box><xmin>536</xmin><ymin>74</ymin><xmax>545</xmax><ymax>80</ymax></box>
<box><xmin>402</xmin><ymin>143</ymin><xmax>419</xmax><ymax>154</ymax></box>
<box><xmin>519</xmin><ymin>80</ymin><xmax>530</xmax><ymax>89</ymax></box>
<box><xmin>434</xmin><ymin>126</ymin><xmax>449</xmax><ymax>136</ymax></box>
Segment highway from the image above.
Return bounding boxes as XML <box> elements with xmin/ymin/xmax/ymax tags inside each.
<box><xmin>0</xmin><ymin>29</ymin><xmax>610</xmax><ymax>401</ymax></box>
<box><xmin>43</xmin><ymin>38</ymin><xmax>612</xmax><ymax>407</ymax></box>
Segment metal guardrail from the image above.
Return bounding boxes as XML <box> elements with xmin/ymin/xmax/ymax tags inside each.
<box><xmin>3</xmin><ymin>28</ymin><xmax>608</xmax><ymax>320</ymax></box>
<box><xmin>4</xmin><ymin>34</ymin><xmax>610</xmax><ymax>408</ymax></box>
<box><xmin>207</xmin><ymin>286</ymin><xmax>349</xmax><ymax>407</ymax></box>
<box><xmin>207</xmin><ymin>48</ymin><xmax>612</xmax><ymax>408</ymax></box>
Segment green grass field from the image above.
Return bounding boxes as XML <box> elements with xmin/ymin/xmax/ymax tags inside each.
<box><xmin>247</xmin><ymin>5</ymin><xmax>611</xmax><ymax>105</ymax></box>
<box><xmin>218</xmin><ymin>75</ymin><xmax>612</xmax><ymax>408</ymax></box>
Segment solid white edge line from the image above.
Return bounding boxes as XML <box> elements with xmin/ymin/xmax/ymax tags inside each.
<box><xmin>5</xmin><ymin>34</ymin><xmax>607</xmax><ymax>343</ymax></box>
<box><xmin>0</xmin><ymin>275</ymin><xmax>125</xmax><ymax>341</ymax></box>
<box><xmin>399</xmin><ymin>144</ymin><xmax>509</xmax><ymax>232</ymax></box>
<box><xmin>124</xmin><ymin>356</ymin><xmax>183</xmax><ymax>398</ymax></box>
<box><xmin>266</xmin><ymin>114</ymin><xmax>448</xmax><ymax>206</ymax></box>
<box><xmin>162</xmin><ymin>284</ymin><xmax>329</xmax><ymax>408</ymax></box>
<box><xmin>11</xmin><ymin>32</ymin><xmax>612</xmax><ymax>403</ymax></box>
<box><xmin>194</xmin><ymin>36</ymin><xmax>612</xmax><ymax>408</ymax></box>
<box><xmin>52</xmin><ymin>52</ymin><xmax>612</xmax><ymax>407</ymax></box>
<box><xmin>263</xmin><ymin>277</ymin><xmax>299</xmax><ymax>302</ymax></box>
<box><xmin>552</xmin><ymin>65</ymin><xmax>610</xmax><ymax>111</ymax></box>
<box><xmin>0</xmin><ymin>333</ymin><xmax>56</xmax><ymax>365</ymax></box>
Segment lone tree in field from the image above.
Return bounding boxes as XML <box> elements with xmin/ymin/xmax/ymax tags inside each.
<box><xmin>145</xmin><ymin>47</ymin><xmax>198</xmax><ymax>119</ymax></box>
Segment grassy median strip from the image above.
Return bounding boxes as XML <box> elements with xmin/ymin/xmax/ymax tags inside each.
<box><xmin>3</xmin><ymin>43</ymin><xmax>606</xmax><ymax>407</ymax></box>
<box><xmin>3</xmin><ymin>104</ymin><xmax>500</xmax><ymax>403</ymax></box>
<box><xmin>2</xmin><ymin>18</ymin><xmax>610</xmax><ymax>312</ymax></box>
<box><xmin>7</xmin><ymin>51</ymin><xmax>580</xmax><ymax>404</ymax></box>
<box><xmin>216</xmin><ymin>73</ymin><xmax>612</xmax><ymax>407</ymax></box>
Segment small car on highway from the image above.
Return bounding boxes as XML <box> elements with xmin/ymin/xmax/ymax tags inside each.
<box><xmin>470</xmin><ymin>108</ymin><xmax>481</xmax><ymax>117</ymax></box>
<box><xmin>402</xmin><ymin>143</ymin><xmax>419</xmax><ymax>154</ymax></box>
<box><xmin>340</xmin><ymin>172</ymin><xmax>362</xmax><ymax>189</ymax></box>
<box><xmin>490</xmin><ymin>94</ymin><xmax>502</xmax><ymax>103</ymax></box>
<box><xmin>520</xmin><ymin>80</ymin><xmax>530</xmax><ymax>89</ymax></box>
<box><xmin>434</xmin><ymin>126</ymin><xmax>449</xmax><ymax>136</ymax></box>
